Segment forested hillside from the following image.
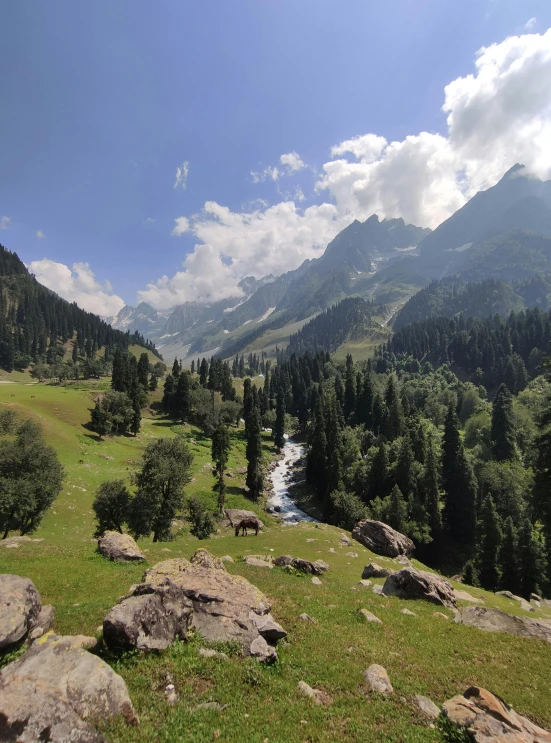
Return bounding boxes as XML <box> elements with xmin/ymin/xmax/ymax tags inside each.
<box><xmin>394</xmin><ymin>274</ymin><xmax>551</xmax><ymax>329</ymax></box>
<box><xmin>0</xmin><ymin>244</ymin><xmax>159</xmax><ymax>372</ymax></box>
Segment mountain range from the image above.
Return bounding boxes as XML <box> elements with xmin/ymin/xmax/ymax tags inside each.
<box><xmin>110</xmin><ymin>164</ymin><xmax>551</xmax><ymax>364</ymax></box>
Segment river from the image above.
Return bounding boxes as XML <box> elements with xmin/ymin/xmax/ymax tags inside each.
<box><xmin>267</xmin><ymin>436</ymin><xmax>318</xmax><ymax>524</ymax></box>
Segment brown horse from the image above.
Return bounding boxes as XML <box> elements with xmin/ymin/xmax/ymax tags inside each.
<box><xmin>235</xmin><ymin>518</ymin><xmax>260</xmax><ymax>536</ymax></box>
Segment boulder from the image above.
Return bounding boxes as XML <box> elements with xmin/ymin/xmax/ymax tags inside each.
<box><xmin>454</xmin><ymin>589</ymin><xmax>483</xmax><ymax>604</ymax></box>
<box><xmin>311</xmin><ymin>577</ymin><xmax>322</xmax><ymax>585</ymax></box>
<box><xmin>0</xmin><ymin>632</ymin><xmax>136</xmax><ymax>743</ymax></box>
<box><xmin>0</xmin><ymin>574</ymin><xmax>41</xmax><ymax>650</ymax></box>
<box><xmin>198</xmin><ymin>648</ymin><xmax>228</xmax><ymax>660</ymax></box>
<box><xmin>97</xmin><ymin>531</ymin><xmax>145</xmax><ymax>563</ymax></box>
<box><xmin>364</xmin><ymin>664</ymin><xmax>393</xmax><ymax>694</ymax></box>
<box><xmin>190</xmin><ymin>548</ymin><xmax>227</xmax><ymax>571</ymax></box>
<box><xmin>339</xmin><ymin>534</ymin><xmax>353</xmax><ymax>547</ymax></box>
<box><xmin>362</xmin><ymin>562</ymin><xmax>395</xmax><ymax>579</ymax></box>
<box><xmin>413</xmin><ymin>695</ymin><xmax>440</xmax><ymax>720</ymax></box>
<box><xmin>360</xmin><ymin>609</ymin><xmax>382</xmax><ymax>625</ymax></box>
<box><xmin>443</xmin><ymin>686</ymin><xmax>551</xmax><ymax>742</ymax></box>
<box><xmin>103</xmin><ymin>582</ymin><xmax>193</xmax><ymax>651</ymax></box>
<box><xmin>495</xmin><ymin>590</ymin><xmax>533</xmax><ymax>612</ymax></box>
<box><xmin>33</xmin><ymin>604</ymin><xmax>56</xmax><ymax>635</ymax></box>
<box><xmin>382</xmin><ymin>568</ymin><xmax>456</xmax><ymax>609</ymax></box>
<box><xmin>223</xmin><ymin>509</ymin><xmax>264</xmax><ymax>529</ymax></box>
<box><xmin>243</xmin><ymin>556</ymin><xmax>274</xmax><ymax>568</ymax></box>
<box><xmin>103</xmin><ymin>549</ymin><xmax>285</xmax><ymax>661</ymax></box>
<box><xmin>358</xmin><ymin>579</ymin><xmax>372</xmax><ymax>588</ymax></box>
<box><xmin>352</xmin><ymin>520</ymin><xmax>414</xmax><ymax>558</ymax></box>
<box><xmin>297</xmin><ymin>680</ymin><xmax>331</xmax><ymax>706</ymax></box>
<box><xmin>395</xmin><ymin>555</ymin><xmax>412</xmax><ymax>566</ymax></box>
<box><xmin>274</xmin><ymin>555</ymin><xmax>328</xmax><ymax>575</ymax></box>
<box><xmin>457</xmin><ymin>606</ymin><xmax>551</xmax><ymax>644</ymax></box>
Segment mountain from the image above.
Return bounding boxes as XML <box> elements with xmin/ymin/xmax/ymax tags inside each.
<box><xmin>416</xmin><ymin>164</ymin><xmax>551</xmax><ymax>277</ymax></box>
<box><xmin>0</xmin><ymin>243</ymin><xmax>159</xmax><ymax>372</ymax></box>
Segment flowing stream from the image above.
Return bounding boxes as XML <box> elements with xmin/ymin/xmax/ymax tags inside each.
<box><xmin>267</xmin><ymin>436</ymin><xmax>318</xmax><ymax>523</ymax></box>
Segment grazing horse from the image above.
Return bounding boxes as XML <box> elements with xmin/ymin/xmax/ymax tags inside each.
<box><xmin>235</xmin><ymin>518</ymin><xmax>260</xmax><ymax>536</ymax></box>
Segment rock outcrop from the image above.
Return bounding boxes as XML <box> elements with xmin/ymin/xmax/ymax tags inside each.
<box><xmin>0</xmin><ymin>574</ymin><xmax>42</xmax><ymax>650</ymax></box>
<box><xmin>352</xmin><ymin>520</ymin><xmax>414</xmax><ymax>558</ymax></box>
<box><xmin>382</xmin><ymin>568</ymin><xmax>456</xmax><ymax>609</ymax></box>
<box><xmin>274</xmin><ymin>555</ymin><xmax>329</xmax><ymax>575</ymax></box>
<box><xmin>443</xmin><ymin>686</ymin><xmax>551</xmax><ymax>742</ymax></box>
<box><xmin>496</xmin><ymin>590</ymin><xmax>533</xmax><ymax>612</ymax></box>
<box><xmin>457</xmin><ymin>606</ymin><xmax>551</xmax><ymax>643</ymax></box>
<box><xmin>97</xmin><ymin>531</ymin><xmax>145</xmax><ymax>563</ymax></box>
<box><xmin>0</xmin><ymin>632</ymin><xmax>136</xmax><ymax>743</ymax></box>
<box><xmin>103</xmin><ymin>550</ymin><xmax>286</xmax><ymax>662</ymax></box>
<box><xmin>362</xmin><ymin>562</ymin><xmax>395</xmax><ymax>579</ymax></box>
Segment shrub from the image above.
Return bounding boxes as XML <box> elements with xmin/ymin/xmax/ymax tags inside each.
<box><xmin>188</xmin><ymin>497</ymin><xmax>215</xmax><ymax>540</ymax></box>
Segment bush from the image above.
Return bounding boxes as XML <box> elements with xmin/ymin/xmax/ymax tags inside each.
<box><xmin>92</xmin><ymin>480</ymin><xmax>131</xmax><ymax>537</ymax></box>
<box><xmin>188</xmin><ymin>497</ymin><xmax>215</xmax><ymax>540</ymax></box>
<box><xmin>328</xmin><ymin>489</ymin><xmax>369</xmax><ymax>531</ymax></box>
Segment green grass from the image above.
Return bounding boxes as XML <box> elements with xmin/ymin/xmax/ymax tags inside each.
<box><xmin>1</xmin><ymin>380</ymin><xmax>551</xmax><ymax>742</ymax></box>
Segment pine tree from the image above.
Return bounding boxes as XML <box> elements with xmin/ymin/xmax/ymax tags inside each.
<box><xmin>388</xmin><ymin>484</ymin><xmax>408</xmax><ymax>534</ymax></box>
<box><xmin>442</xmin><ymin>404</ymin><xmax>477</xmax><ymax>544</ymax></box>
<box><xmin>395</xmin><ymin>433</ymin><xmax>416</xmax><ymax>498</ymax></box>
<box><xmin>491</xmin><ymin>384</ymin><xmax>517</xmax><ymax>461</ymax></box>
<box><xmin>532</xmin><ymin>415</ymin><xmax>551</xmax><ymax>591</ymax></box>
<box><xmin>368</xmin><ymin>443</ymin><xmax>390</xmax><ymax>501</ymax></box>
<box><xmin>199</xmin><ymin>358</ymin><xmax>209</xmax><ymax>387</ymax></box>
<box><xmin>174</xmin><ymin>371</ymin><xmax>192</xmax><ymax>422</ymax></box>
<box><xmin>477</xmin><ymin>495</ymin><xmax>502</xmax><ymax>592</ymax></box>
<box><xmin>423</xmin><ymin>434</ymin><xmax>442</xmax><ymax>542</ymax></box>
<box><xmin>306</xmin><ymin>391</ymin><xmax>328</xmax><ymax>496</ymax></box>
<box><xmin>343</xmin><ymin>354</ymin><xmax>356</xmax><ymax>421</ymax></box>
<box><xmin>499</xmin><ymin>516</ymin><xmax>521</xmax><ymax>594</ymax></box>
<box><xmin>138</xmin><ymin>352</ymin><xmax>150</xmax><ymax>388</ymax></box>
<box><xmin>358</xmin><ymin>373</ymin><xmax>374</xmax><ymax>427</ymax></box>
<box><xmin>384</xmin><ymin>375</ymin><xmax>404</xmax><ymax>440</ymax></box>
<box><xmin>172</xmin><ymin>358</ymin><xmax>181</xmax><ymax>379</ymax></box>
<box><xmin>274</xmin><ymin>388</ymin><xmax>286</xmax><ymax>450</ymax></box>
<box><xmin>246</xmin><ymin>402</ymin><xmax>264</xmax><ymax>500</ymax></box>
<box><xmin>517</xmin><ymin>518</ymin><xmax>546</xmax><ymax>599</ymax></box>
<box><xmin>190</xmin><ymin>360</ymin><xmax>195</xmax><ymax>375</ymax></box>
<box><xmin>212</xmin><ymin>424</ymin><xmax>230</xmax><ymax>475</ymax></box>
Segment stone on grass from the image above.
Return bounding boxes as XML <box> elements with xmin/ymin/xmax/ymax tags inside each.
<box><xmin>199</xmin><ymin>648</ymin><xmax>229</xmax><ymax>660</ymax></box>
<box><xmin>401</xmin><ymin>608</ymin><xmax>416</xmax><ymax>616</ymax></box>
<box><xmin>364</xmin><ymin>664</ymin><xmax>393</xmax><ymax>694</ymax></box>
<box><xmin>496</xmin><ymin>590</ymin><xmax>533</xmax><ymax>612</ymax></box>
<box><xmin>360</xmin><ymin>609</ymin><xmax>382</xmax><ymax>625</ymax></box>
<box><xmin>454</xmin><ymin>589</ymin><xmax>483</xmax><ymax>604</ymax></box>
<box><xmin>457</xmin><ymin>606</ymin><xmax>551</xmax><ymax>644</ymax></box>
<box><xmin>443</xmin><ymin>686</ymin><xmax>551</xmax><ymax>742</ymax></box>
<box><xmin>339</xmin><ymin>535</ymin><xmax>352</xmax><ymax>547</ymax></box>
<box><xmin>0</xmin><ymin>574</ymin><xmax>41</xmax><ymax>650</ymax></box>
<box><xmin>362</xmin><ymin>562</ymin><xmax>395</xmax><ymax>579</ymax></box>
<box><xmin>104</xmin><ymin>549</ymin><xmax>285</xmax><ymax>662</ymax></box>
<box><xmin>274</xmin><ymin>555</ymin><xmax>328</xmax><ymax>575</ymax></box>
<box><xmin>433</xmin><ymin>612</ymin><xmax>450</xmax><ymax>620</ymax></box>
<box><xmin>311</xmin><ymin>576</ymin><xmax>322</xmax><ymax>586</ymax></box>
<box><xmin>0</xmin><ymin>632</ymin><xmax>136</xmax><ymax>743</ymax></box>
<box><xmin>299</xmin><ymin>613</ymin><xmax>317</xmax><ymax>623</ymax></box>
<box><xmin>382</xmin><ymin>568</ymin><xmax>456</xmax><ymax>609</ymax></box>
<box><xmin>243</xmin><ymin>556</ymin><xmax>274</xmax><ymax>568</ymax></box>
<box><xmin>297</xmin><ymin>680</ymin><xmax>330</xmax><ymax>706</ymax></box>
<box><xmin>372</xmin><ymin>584</ymin><xmax>384</xmax><ymax>595</ymax></box>
<box><xmin>97</xmin><ymin>531</ymin><xmax>145</xmax><ymax>563</ymax></box>
<box><xmin>220</xmin><ymin>555</ymin><xmax>234</xmax><ymax>564</ymax></box>
<box><xmin>413</xmin><ymin>695</ymin><xmax>440</xmax><ymax>720</ymax></box>
<box><xmin>358</xmin><ymin>579</ymin><xmax>372</xmax><ymax>588</ymax></box>
<box><xmin>352</xmin><ymin>520</ymin><xmax>414</xmax><ymax>558</ymax></box>
<box><xmin>196</xmin><ymin>701</ymin><xmax>227</xmax><ymax>712</ymax></box>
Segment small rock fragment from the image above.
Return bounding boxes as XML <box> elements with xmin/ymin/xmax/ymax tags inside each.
<box><xmin>433</xmin><ymin>612</ymin><xmax>450</xmax><ymax>620</ymax></box>
<box><xmin>358</xmin><ymin>579</ymin><xmax>372</xmax><ymax>588</ymax></box>
<box><xmin>401</xmin><ymin>608</ymin><xmax>416</xmax><ymax>616</ymax></box>
<box><xmin>362</xmin><ymin>562</ymin><xmax>394</xmax><ymax>579</ymax></box>
<box><xmin>360</xmin><ymin>609</ymin><xmax>382</xmax><ymax>625</ymax></box>
<box><xmin>199</xmin><ymin>648</ymin><xmax>229</xmax><ymax>660</ymax></box>
<box><xmin>299</xmin><ymin>613</ymin><xmax>317</xmax><ymax>623</ymax></box>
<box><xmin>311</xmin><ymin>577</ymin><xmax>322</xmax><ymax>586</ymax></box>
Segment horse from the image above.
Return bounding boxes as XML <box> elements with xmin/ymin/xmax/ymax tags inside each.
<box><xmin>234</xmin><ymin>518</ymin><xmax>260</xmax><ymax>536</ymax></box>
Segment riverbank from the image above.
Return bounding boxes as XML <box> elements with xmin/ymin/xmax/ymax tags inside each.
<box><xmin>266</xmin><ymin>436</ymin><xmax>323</xmax><ymax>523</ymax></box>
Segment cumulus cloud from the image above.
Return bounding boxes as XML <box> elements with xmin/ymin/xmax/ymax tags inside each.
<box><xmin>36</xmin><ymin>229</ymin><xmax>45</xmax><ymax>239</ymax></box>
<box><xmin>0</xmin><ymin>216</ymin><xmax>11</xmax><ymax>230</ymax></box>
<box><xmin>173</xmin><ymin>161</ymin><xmax>189</xmax><ymax>190</ymax></box>
<box><xmin>171</xmin><ymin>216</ymin><xmax>191</xmax><ymax>236</ymax></box>
<box><xmin>140</xmin><ymin>28</ymin><xmax>551</xmax><ymax>308</ymax></box>
<box><xmin>28</xmin><ymin>259</ymin><xmax>125</xmax><ymax>317</ymax></box>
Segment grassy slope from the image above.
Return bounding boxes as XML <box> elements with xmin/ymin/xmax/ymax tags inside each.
<box><xmin>1</xmin><ymin>380</ymin><xmax>551</xmax><ymax>742</ymax></box>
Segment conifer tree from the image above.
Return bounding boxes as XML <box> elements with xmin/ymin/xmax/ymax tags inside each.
<box><xmin>368</xmin><ymin>442</ymin><xmax>390</xmax><ymax>502</ymax></box>
<box><xmin>423</xmin><ymin>434</ymin><xmax>442</xmax><ymax>542</ymax></box>
<box><xmin>306</xmin><ymin>391</ymin><xmax>328</xmax><ymax>496</ymax></box>
<box><xmin>499</xmin><ymin>516</ymin><xmax>521</xmax><ymax>594</ymax></box>
<box><xmin>138</xmin><ymin>352</ymin><xmax>150</xmax><ymax>388</ymax></box>
<box><xmin>199</xmin><ymin>358</ymin><xmax>209</xmax><ymax>387</ymax></box>
<box><xmin>491</xmin><ymin>383</ymin><xmax>517</xmax><ymax>461</ymax></box>
<box><xmin>174</xmin><ymin>371</ymin><xmax>192</xmax><ymax>422</ymax></box>
<box><xmin>245</xmin><ymin>403</ymin><xmax>264</xmax><ymax>500</ymax></box>
<box><xmin>384</xmin><ymin>375</ymin><xmax>404</xmax><ymax>440</ymax></box>
<box><xmin>477</xmin><ymin>495</ymin><xmax>502</xmax><ymax>592</ymax></box>
<box><xmin>274</xmin><ymin>388</ymin><xmax>286</xmax><ymax>450</ymax></box>
<box><xmin>395</xmin><ymin>433</ymin><xmax>416</xmax><ymax>499</ymax></box>
<box><xmin>358</xmin><ymin>372</ymin><xmax>374</xmax><ymax>428</ymax></box>
<box><xmin>190</xmin><ymin>360</ymin><xmax>195</xmax><ymax>375</ymax></box>
<box><xmin>343</xmin><ymin>354</ymin><xmax>356</xmax><ymax>421</ymax></box>
<box><xmin>388</xmin><ymin>484</ymin><xmax>408</xmax><ymax>533</ymax></box>
<box><xmin>172</xmin><ymin>358</ymin><xmax>180</xmax><ymax>379</ymax></box>
<box><xmin>442</xmin><ymin>404</ymin><xmax>477</xmax><ymax>544</ymax></box>
<box><xmin>517</xmin><ymin>518</ymin><xmax>546</xmax><ymax>599</ymax></box>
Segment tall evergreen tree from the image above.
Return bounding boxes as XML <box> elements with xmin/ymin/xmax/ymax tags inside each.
<box><xmin>477</xmin><ymin>495</ymin><xmax>502</xmax><ymax>592</ymax></box>
<box><xmin>384</xmin><ymin>375</ymin><xmax>404</xmax><ymax>440</ymax></box>
<box><xmin>137</xmin><ymin>352</ymin><xmax>150</xmax><ymax>388</ymax></box>
<box><xmin>388</xmin><ymin>484</ymin><xmax>408</xmax><ymax>533</ymax></box>
<box><xmin>422</xmin><ymin>434</ymin><xmax>442</xmax><ymax>543</ymax></box>
<box><xmin>491</xmin><ymin>384</ymin><xmax>517</xmax><ymax>461</ymax></box>
<box><xmin>442</xmin><ymin>404</ymin><xmax>477</xmax><ymax>544</ymax></box>
<box><xmin>499</xmin><ymin>516</ymin><xmax>521</xmax><ymax>594</ymax></box>
<box><xmin>517</xmin><ymin>518</ymin><xmax>546</xmax><ymax>599</ymax></box>
<box><xmin>174</xmin><ymin>371</ymin><xmax>192</xmax><ymax>422</ymax></box>
<box><xmin>199</xmin><ymin>358</ymin><xmax>209</xmax><ymax>387</ymax></box>
<box><xmin>245</xmin><ymin>403</ymin><xmax>264</xmax><ymax>500</ymax></box>
<box><xmin>274</xmin><ymin>388</ymin><xmax>286</xmax><ymax>450</ymax></box>
<box><xmin>343</xmin><ymin>354</ymin><xmax>356</xmax><ymax>421</ymax></box>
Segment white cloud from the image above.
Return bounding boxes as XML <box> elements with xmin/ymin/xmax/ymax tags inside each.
<box><xmin>140</xmin><ymin>28</ymin><xmax>551</xmax><ymax>308</ymax></box>
<box><xmin>36</xmin><ymin>229</ymin><xmax>45</xmax><ymax>239</ymax></box>
<box><xmin>280</xmin><ymin>151</ymin><xmax>306</xmax><ymax>173</ymax></box>
<box><xmin>143</xmin><ymin>217</ymin><xmax>156</xmax><ymax>224</ymax></box>
<box><xmin>0</xmin><ymin>216</ymin><xmax>11</xmax><ymax>230</ymax></box>
<box><xmin>171</xmin><ymin>216</ymin><xmax>191</xmax><ymax>236</ymax></box>
<box><xmin>251</xmin><ymin>165</ymin><xmax>280</xmax><ymax>183</ymax></box>
<box><xmin>525</xmin><ymin>17</ymin><xmax>537</xmax><ymax>30</ymax></box>
<box><xmin>173</xmin><ymin>161</ymin><xmax>189</xmax><ymax>190</ymax></box>
<box><xmin>28</xmin><ymin>259</ymin><xmax>125</xmax><ymax>317</ymax></box>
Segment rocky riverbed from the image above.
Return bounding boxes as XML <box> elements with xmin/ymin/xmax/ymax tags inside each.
<box><xmin>266</xmin><ymin>437</ymin><xmax>319</xmax><ymax>524</ymax></box>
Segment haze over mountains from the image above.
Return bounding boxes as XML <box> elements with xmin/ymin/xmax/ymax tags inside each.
<box><xmin>107</xmin><ymin>164</ymin><xmax>551</xmax><ymax>363</ymax></box>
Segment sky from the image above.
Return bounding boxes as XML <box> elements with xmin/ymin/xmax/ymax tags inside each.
<box><xmin>1</xmin><ymin>1</ymin><xmax>551</xmax><ymax>317</ymax></box>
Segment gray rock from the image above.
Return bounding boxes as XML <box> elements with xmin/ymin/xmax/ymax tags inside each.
<box><xmin>299</xmin><ymin>613</ymin><xmax>317</xmax><ymax>623</ymax></box>
<box><xmin>198</xmin><ymin>648</ymin><xmax>229</xmax><ymax>660</ymax></box>
<box><xmin>413</xmin><ymin>695</ymin><xmax>440</xmax><ymax>720</ymax></box>
<box><xmin>360</xmin><ymin>609</ymin><xmax>382</xmax><ymax>625</ymax></box>
<box><xmin>0</xmin><ymin>632</ymin><xmax>137</xmax><ymax>742</ymax></box>
<box><xmin>104</xmin><ymin>549</ymin><xmax>284</xmax><ymax>662</ymax></box>
<box><xmin>196</xmin><ymin>701</ymin><xmax>227</xmax><ymax>712</ymax></box>
<box><xmin>219</xmin><ymin>555</ymin><xmax>234</xmax><ymax>564</ymax></box>
<box><xmin>372</xmin><ymin>584</ymin><xmax>384</xmax><ymax>595</ymax></box>
<box><xmin>274</xmin><ymin>555</ymin><xmax>328</xmax><ymax>575</ymax></box>
<box><xmin>362</xmin><ymin>562</ymin><xmax>395</xmax><ymax>579</ymax></box>
<box><xmin>443</xmin><ymin>686</ymin><xmax>551</xmax><ymax>742</ymax></box>
<box><xmin>297</xmin><ymin>680</ymin><xmax>330</xmax><ymax>706</ymax></box>
<box><xmin>401</xmin><ymin>608</ymin><xmax>416</xmax><ymax>616</ymax></box>
<box><xmin>358</xmin><ymin>579</ymin><xmax>372</xmax><ymax>588</ymax></box>
<box><xmin>495</xmin><ymin>590</ymin><xmax>533</xmax><ymax>612</ymax></box>
<box><xmin>364</xmin><ymin>664</ymin><xmax>393</xmax><ymax>694</ymax></box>
<box><xmin>395</xmin><ymin>555</ymin><xmax>412</xmax><ymax>566</ymax></box>
<box><xmin>383</xmin><ymin>568</ymin><xmax>456</xmax><ymax>609</ymax></box>
<box><xmin>531</xmin><ymin>592</ymin><xmax>542</xmax><ymax>602</ymax></box>
<box><xmin>0</xmin><ymin>574</ymin><xmax>41</xmax><ymax>650</ymax></box>
<box><xmin>458</xmin><ymin>606</ymin><xmax>551</xmax><ymax>644</ymax></box>
<box><xmin>311</xmin><ymin>576</ymin><xmax>322</xmax><ymax>585</ymax></box>
<box><xmin>243</xmin><ymin>556</ymin><xmax>274</xmax><ymax>568</ymax></box>
<box><xmin>339</xmin><ymin>534</ymin><xmax>353</xmax><ymax>547</ymax></box>
<box><xmin>97</xmin><ymin>531</ymin><xmax>145</xmax><ymax>563</ymax></box>
<box><xmin>34</xmin><ymin>604</ymin><xmax>55</xmax><ymax>634</ymax></box>
<box><xmin>190</xmin><ymin>548</ymin><xmax>227</xmax><ymax>571</ymax></box>
<box><xmin>352</xmin><ymin>520</ymin><xmax>415</xmax><ymax>557</ymax></box>
<box><xmin>103</xmin><ymin>582</ymin><xmax>193</xmax><ymax>651</ymax></box>
<box><xmin>454</xmin><ymin>589</ymin><xmax>483</xmax><ymax>604</ymax></box>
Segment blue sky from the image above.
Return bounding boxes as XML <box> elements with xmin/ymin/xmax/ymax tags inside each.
<box><xmin>1</xmin><ymin>1</ymin><xmax>551</xmax><ymax>315</ymax></box>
